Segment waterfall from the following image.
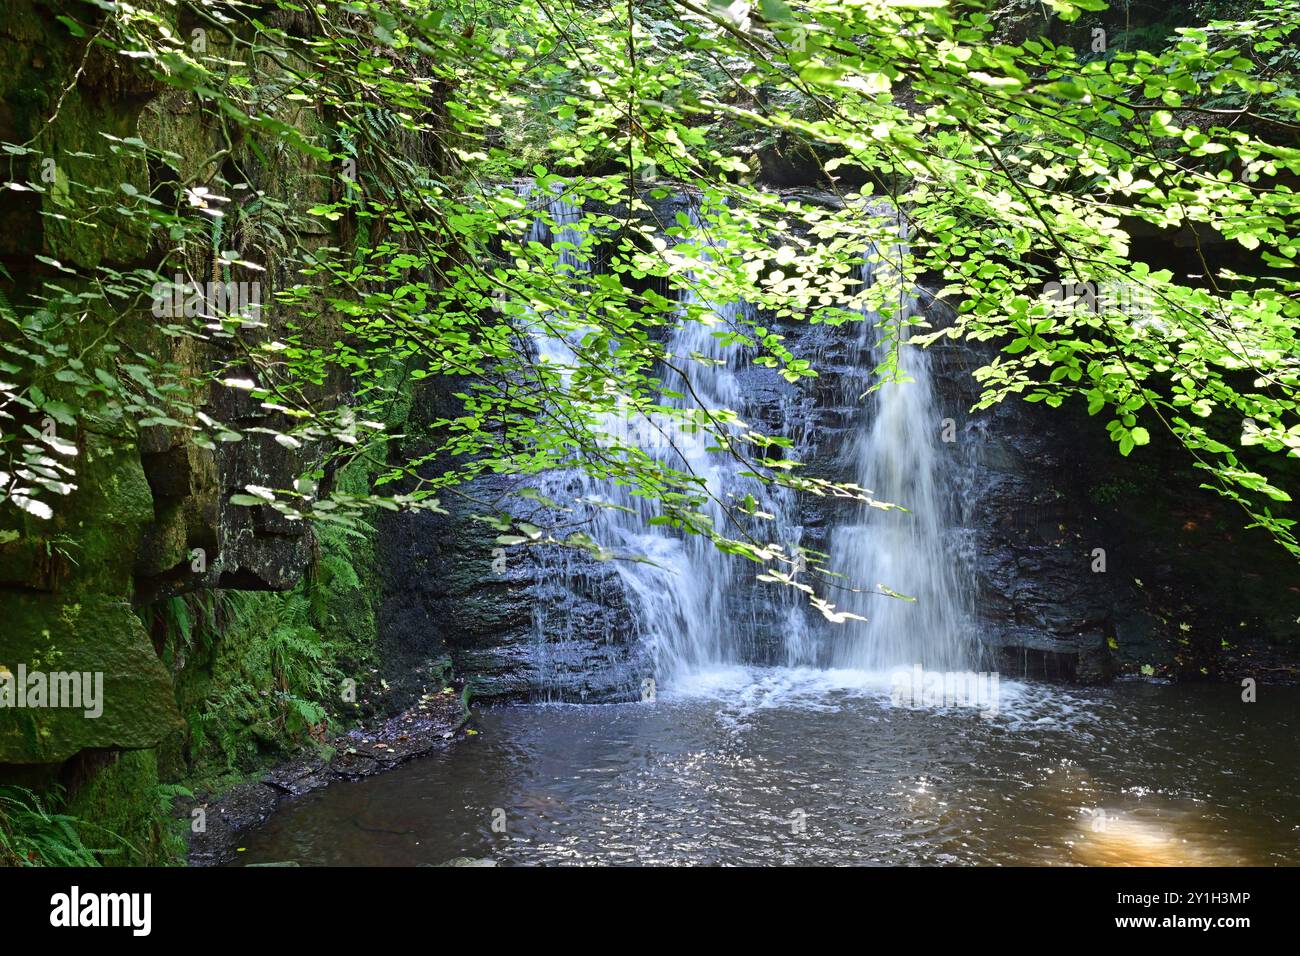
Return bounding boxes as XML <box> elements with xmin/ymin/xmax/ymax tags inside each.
<box><xmin>519</xmin><ymin>187</ymin><xmax>971</xmax><ymax>694</ymax></box>
<box><xmin>827</xmin><ymin>251</ymin><xmax>975</xmax><ymax>672</ymax></box>
<box><xmin>519</xmin><ymin>188</ymin><xmax>805</xmax><ymax>690</ymax></box>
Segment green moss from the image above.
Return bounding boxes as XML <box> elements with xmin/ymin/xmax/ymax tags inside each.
<box><xmin>1089</xmin><ymin>477</ymin><xmax>1141</xmax><ymax>505</ymax></box>
<box><xmin>0</xmin><ymin>593</ymin><xmax>185</xmax><ymax>764</ymax></box>
<box><xmin>157</xmin><ymin>458</ymin><xmax>389</xmax><ymax>790</ymax></box>
<box><xmin>64</xmin><ymin>750</ymin><xmax>186</xmax><ymax>866</ymax></box>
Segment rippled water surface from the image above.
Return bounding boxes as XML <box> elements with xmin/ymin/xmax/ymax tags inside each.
<box><xmin>237</xmin><ymin>669</ymin><xmax>1300</xmax><ymax>866</ymax></box>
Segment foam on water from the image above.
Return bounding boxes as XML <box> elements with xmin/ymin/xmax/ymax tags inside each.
<box><xmin>661</xmin><ymin>663</ymin><xmax>1098</xmax><ymax>734</ymax></box>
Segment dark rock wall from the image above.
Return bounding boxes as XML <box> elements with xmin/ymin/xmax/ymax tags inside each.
<box><xmin>393</xmin><ymin>188</ymin><xmax>1300</xmax><ymax>703</ymax></box>
<box><xmin>375</xmin><ymin>368</ymin><xmax>648</xmax><ymax>704</ymax></box>
<box><xmin>951</xmin><ymin>345</ymin><xmax>1300</xmax><ymax>685</ymax></box>
<box><xmin>1</xmin><ymin>3</ymin><xmax>339</xmax><ymax>765</ymax></box>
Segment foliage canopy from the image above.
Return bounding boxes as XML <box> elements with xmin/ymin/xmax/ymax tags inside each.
<box><xmin>3</xmin><ymin>0</ymin><xmax>1299</xmax><ymax>608</ymax></box>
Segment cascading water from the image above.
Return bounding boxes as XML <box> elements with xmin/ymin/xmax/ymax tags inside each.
<box><xmin>520</xmin><ymin>189</ymin><xmax>805</xmax><ymax>690</ymax></box>
<box><xmin>828</xmin><ymin>250</ymin><xmax>976</xmax><ymax>672</ymax></box>
<box><xmin>520</xmin><ymin>188</ymin><xmax>971</xmax><ymax>694</ymax></box>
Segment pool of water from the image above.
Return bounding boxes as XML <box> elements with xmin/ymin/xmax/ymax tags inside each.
<box><xmin>235</xmin><ymin>668</ymin><xmax>1300</xmax><ymax>866</ymax></box>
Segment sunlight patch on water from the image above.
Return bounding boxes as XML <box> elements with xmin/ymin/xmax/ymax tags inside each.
<box><xmin>1069</xmin><ymin>809</ymin><xmax>1249</xmax><ymax>866</ymax></box>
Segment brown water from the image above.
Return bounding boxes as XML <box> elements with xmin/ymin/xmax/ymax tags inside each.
<box><xmin>235</xmin><ymin>668</ymin><xmax>1300</xmax><ymax>866</ymax></box>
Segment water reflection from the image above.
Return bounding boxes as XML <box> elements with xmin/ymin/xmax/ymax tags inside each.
<box><xmin>236</xmin><ymin>671</ymin><xmax>1300</xmax><ymax>866</ymax></box>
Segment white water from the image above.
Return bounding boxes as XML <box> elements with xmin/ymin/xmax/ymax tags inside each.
<box><xmin>521</xmin><ymin>189</ymin><xmax>972</xmax><ymax>691</ymax></box>
<box><xmin>827</xmin><ymin>253</ymin><xmax>976</xmax><ymax>671</ymax></box>
<box><xmin>520</xmin><ymin>191</ymin><xmax>804</xmax><ymax>686</ymax></box>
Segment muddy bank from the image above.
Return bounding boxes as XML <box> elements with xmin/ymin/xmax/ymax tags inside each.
<box><xmin>181</xmin><ymin>688</ymin><xmax>470</xmax><ymax>866</ymax></box>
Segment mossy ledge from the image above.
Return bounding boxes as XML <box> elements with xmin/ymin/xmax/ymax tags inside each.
<box><xmin>0</xmin><ymin>1</ymin><xmax>446</xmax><ymax>864</ymax></box>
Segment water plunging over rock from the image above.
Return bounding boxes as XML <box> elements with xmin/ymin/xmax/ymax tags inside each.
<box><xmin>522</xmin><ymin>192</ymin><xmax>806</xmax><ymax>690</ymax></box>
<box><xmin>520</xmin><ymin>194</ymin><xmax>976</xmax><ymax>689</ymax></box>
<box><xmin>827</xmin><ymin>255</ymin><xmax>977</xmax><ymax>672</ymax></box>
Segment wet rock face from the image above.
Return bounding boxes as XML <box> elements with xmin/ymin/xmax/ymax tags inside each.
<box><xmin>934</xmin><ymin>347</ymin><xmax>1122</xmax><ymax>682</ymax></box>
<box><xmin>376</xmin><ymin>398</ymin><xmax>649</xmax><ymax>704</ymax></box>
<box><xmin>394</xmin><ymin>188</ymin><xmax>1300</xmax><ymax>699</ymax></box>
<box><xmin>930</xmin><ymin>336</ymin><xmax>1300</xmax><ymax>684</ymax></box>
<box><xmin>380</xmin><ymin>502</ymin><xmax>645</xmax><ymax>703</ymax></box>
<box><xmin>132</xmin><ymin>403</ymin><xmax>317</xmax><ymax>607</ymax></box>
<box><xmin>0</xmin><ymin>2</ymin><xmax>339</xmax><ymax>764</ymax></box>
<box><xmin>379</xmin><ymin>497</ymin><xmax>652</xmax><ymax>704</ymax></box>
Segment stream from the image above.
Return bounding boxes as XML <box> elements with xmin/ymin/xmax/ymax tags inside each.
<box><xmin>235</xmin><ymin>669</ymin><xmax>1299</xmax><ymax>866</ymax></box>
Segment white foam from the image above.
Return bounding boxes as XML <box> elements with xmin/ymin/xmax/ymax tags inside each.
<box><xmin>661</xmin><ymin>664</ymin><xmax>1098</xmax><ymax>732</ymax></box>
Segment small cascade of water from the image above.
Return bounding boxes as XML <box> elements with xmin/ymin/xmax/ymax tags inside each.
<box><xmin>827</xmin><ymin>250</ymin><xmax>976</xmax><ymax>672</ymax></box>
<box><xmin>519</xmin><ymin>188</ymin><xmax>805</xmax><ymax>690</ymax></box>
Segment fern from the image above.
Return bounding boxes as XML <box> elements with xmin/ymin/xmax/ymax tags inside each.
<box><xmin>182</xmin><ymin>588</ymin><xmax>341</xmax><ymax>774</ymax></box>
<box><xmin>155</xmin><ymin>784</ymin><xmax>193</xmax><ymax>816</ymax></box>
<box><xmin>318</xmin><ymin>552</ymin><xmax>361</xmax><ymax>591</ymax></box>
<box><xmin>0</xmin><ymin>786</ymin><xmax>107</xmax><ymax>867</ymax></box>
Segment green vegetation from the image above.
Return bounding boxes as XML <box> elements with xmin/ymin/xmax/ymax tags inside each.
<box><xmin>2</xmin><ymin>0</ymin><xmax>1299</xmax><ymax>863</ymax></box>
<box><xmin>3</xmin><ymin>0</ymin><xmax>1296</xmax><ymax>589</ymax></box>
<box><xmin>0</xmin><ymin>784</ymin><xmax>111</xmax><ymax>866</ymax></box>
<box><xmin>63</xmin><ymin>751</ymin><xmax>189</xmax><ymax>866</ymax></box>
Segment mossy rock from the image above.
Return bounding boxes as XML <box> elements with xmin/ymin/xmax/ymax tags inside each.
<box><xmin>0</xmin><ymin>592</ymin><xmax>184</xmax><ymax>764</ymax></box>
<box><xmin>65</xmin><ymin>749</ymin><xmax>186</xmax><ymax>866</ymax></box>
